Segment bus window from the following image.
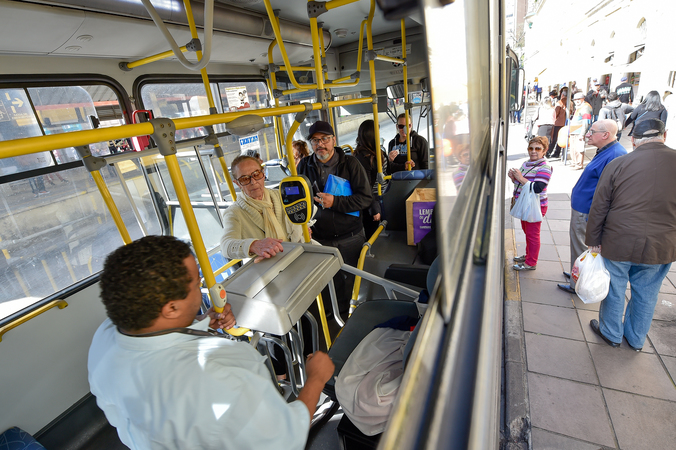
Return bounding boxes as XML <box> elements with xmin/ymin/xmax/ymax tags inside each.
<box><xmin>0</xmin><ymin>82</ymin><xmax>157</xmax><ymax>319</ymax></box>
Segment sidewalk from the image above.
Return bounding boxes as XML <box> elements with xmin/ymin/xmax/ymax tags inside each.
<box><xmin>503</xmin><ymin>123</ymin><xmax>676</xmax><ymax>450</ymax></box>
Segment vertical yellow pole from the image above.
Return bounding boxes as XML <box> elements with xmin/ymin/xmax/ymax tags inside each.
<box><xmin>402</xmin><ymin>19</ymin><xmax>412</xmax><ymax>170</ymax></box>
<box><xmin>366</xmin><ymin>0</ymin><xmax>383</xmax><ymax>195</ymax></box>
<box><xmin>183</xmin><ymin>0</ymin><xmax>238</xmax><ymax>200</ymax></box>
<box><xmin>267</xmin><ymin>41</ymin><xmax>285</xmax><ymax>159</ymax></box>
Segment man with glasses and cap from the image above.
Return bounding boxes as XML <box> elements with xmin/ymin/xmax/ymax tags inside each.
<box><xmin>556</xmin><ymin>119</ymin><xmax>626</xmax><ymax>295</ymax></box>
<box><xmin>388</xmin><ymin>113</ymin><xmax>429</xmax><ymax>173</ymax></box>
<box><xmin>585</xmin><ymin>119</ymin><xmax>676</xmax><ymax>352</ymax></box>
<box><xmin>297</xmin><ymin>120</ymin><xmax>372</xmax><ymax>318</ymax></box>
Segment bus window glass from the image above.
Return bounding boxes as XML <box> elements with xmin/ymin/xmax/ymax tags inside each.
<box><xmin>0</xmin><ymin>88</ymin><xmax>54</xmax><ymax>175</ymax></box>
<box><xmin>0</xmin><ymin>165</ymin><xmax>146</xmax><ymax>319</ymax></box>
<box><xmin>216</xmin><ymin>81</ymin><xmax>277</xmax><ymax>164</ymax></box>
<box><xmin>140</xmin><ymin>83</ymin><xmax>220</xmax><ymax>141</ymax></box>
<box><xmin>28</xmin><ymin>86</ymin><xmax>104</xmax><ymax>162</ymax></box>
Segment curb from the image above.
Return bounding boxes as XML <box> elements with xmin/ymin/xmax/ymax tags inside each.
<box><xmin>502</xmin><ymin>200</ymin><xmax>531</xmax><ymax>450</ymax></box>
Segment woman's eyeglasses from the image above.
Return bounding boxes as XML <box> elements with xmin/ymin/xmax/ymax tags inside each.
<box><xmin>310</xmin><ymin>135</ymin><xmax>334</xmax><ymax>146</ymax></box>
<box><xmin>528</xmin><ymin>146</ymin><xmax>544</xmax><ymax>151</ymax></box>
<box><xmin>236</xmin><ymin>169</ymin><xmax>265</xmax><ymax>186</ymax></box>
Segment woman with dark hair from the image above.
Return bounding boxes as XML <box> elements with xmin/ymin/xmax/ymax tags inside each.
<box><xmin>292</xmin><ymin>140</ymin><xmax>310</xmax><ymax>167</ymax></box>
<box><xmin>353</xmin><ymin>119</ymin><xmax>390</xmax><ymax>237</ymax></box>
<box><xmin>625</xmin><ymin>90</ymin><xmax>668</xmax><ymax>135</ymax></box>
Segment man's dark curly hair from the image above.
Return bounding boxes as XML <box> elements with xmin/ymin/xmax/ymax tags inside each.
<box><xmin>100</xmin><ymin>235</ymin><xmax>193</xmax><ymax>331</ymax></box>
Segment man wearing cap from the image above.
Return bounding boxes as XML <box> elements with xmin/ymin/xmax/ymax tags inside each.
<box><xmin>585</xmin><ymin>81</ymin><xmax>604</xmax><ymax>123</ymax></box>
<box><xmin>586</xmin><ymin>119</ymin><xmax>676</xmax><ymax>351</ymax></box>
<box><xmin>615</xmin><ymin>76</ymin><xmax>634</xmax><ymax>104</ymax></box>
<box><xmin>556</xmin><ymin>119</ymin><xmax>626</xmax><ymax>295</ymax></box>
<box><xmin>297</xmin><ymin>121</ymin><xmax>372</xmax><ymax>317</ymax></box>
<box><xmin>569</xmin><ymin>92</ymin><xmax>593</xmax><ymax>169</ymax></box>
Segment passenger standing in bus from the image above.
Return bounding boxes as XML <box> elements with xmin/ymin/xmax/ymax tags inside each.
<box><xmin>556</xmin><ymin>120</ymin><xmax>626</xmax><ymax>295</ymax></box>
<box><xmin>292</xmin><ymin>140</ymin><xmax>310</xmax><ymax>168</ymax></box>
<box><xmin>569</xmin><ymin>93</ymin><xmax>593</xmax><ymax>169</ymax></box>
<box><xmin>298</xmin><ymin>121</ymin><xmax>372</xmax><ymax>318</ymax></box>
<box><xmin>387</xmin><ymin>113</ymin><xmax>429</xmax><ymax>172</ymax></box>
<box><xmin>509</xmin><ymin>136</ymin><xmax>553</xmax><ymax>271</ymax></box>
<box><xmin>220</xmin><ymin>155</ymin><xmax>304</xmax><ymax>262</ymax></box>
<box><xmin>89</xmin><ymin>236</ymin><xmax>335</xmax><ymax>449</ymax></box>
<box><xmin>353</xmin><ymin>119</ymin><xmax>389</xmax><ymax>237</ymax></box>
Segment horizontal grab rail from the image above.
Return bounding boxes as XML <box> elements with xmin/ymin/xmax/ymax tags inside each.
<box><xmin>0</xmin><ymin>300</ymin><xmax>68</xmax><ymax>343</ymax></box>
<box><xmin>0</xmin><ymin>97</ymin><xmax>373</xmax><ymax>160</ymax></box>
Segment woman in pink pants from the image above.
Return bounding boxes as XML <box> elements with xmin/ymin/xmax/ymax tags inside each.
<box><xmin>508</xmin><ymin>136</ymin><xmax>553</xmax><ymax>270</ymax></box>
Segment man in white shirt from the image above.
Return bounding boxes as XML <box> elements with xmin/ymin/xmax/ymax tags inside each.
<box><xmin>88</xmin><ymin>235</ymin><xmax>334</xmax><ymax>450</ymax></box>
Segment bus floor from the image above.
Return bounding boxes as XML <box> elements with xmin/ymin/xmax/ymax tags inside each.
<box><xmin>504</xmin><ymin>180</ymin><xmax>676</xmax><ymax>447</ymax></box>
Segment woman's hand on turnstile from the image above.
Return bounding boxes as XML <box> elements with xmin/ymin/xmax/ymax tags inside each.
<box><xmin>249</xmin><ymin>238</ymin><xmax>284</xmax><ymax>263</ymax></box>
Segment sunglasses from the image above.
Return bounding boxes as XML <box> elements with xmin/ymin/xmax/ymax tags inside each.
<box><xmin>310</xmin><ymin>135</ymin><xmax>334</xmax><ymax>146</ymax></box>
<box><xmin>397</xmin><ymin>124</ymin><xmax>409</xmax><ymax>129</ymax></box>
<box><xmin>236</xmin><ymin>169</ymin><xmax>265</xmax><ymax>186</ymax></box>
<box><xmin>528</xmin><ymin>146</ymin><xmax>544</xmax><ymax>151</ymax></box>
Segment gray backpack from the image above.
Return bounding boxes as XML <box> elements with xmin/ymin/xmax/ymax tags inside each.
<box><xmin>609</xmin><ymin>107</ymin><xmax>623</xmax><ymax>131</ymax></box>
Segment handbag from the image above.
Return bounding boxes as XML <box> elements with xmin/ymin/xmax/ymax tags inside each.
<box><xmin>510</xmin><ymin>182</ymin><xmax>542</xmax><ymax>223</ymax></box>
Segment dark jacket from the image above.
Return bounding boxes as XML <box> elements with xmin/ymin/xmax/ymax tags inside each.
<box><xmin>297</xmin><ymin>147</ymin><xmax>373</xmax><ymax>240</ymax></box>
<box><xmin>354</xmin><ymin>149</ymin><xmax>389</xmax><ymax>216</ymax></box>
<box><xmin>387</xmin><ymin>130</ymin><xmax>429</xmax><ymax>172</ymax></box>
<box><xmin>615</xmin><ymin>82</ymin><xmax>634</xmax><ymax>104</ymax></box>
<box><xmin>586</xmin><ymin>141</ymin><xmax>676</xmax><ymax>264</ymax></box>
<box><xmin>625</xmin><ymin>104</ymin><xmax>668</xmax><ymax>136</ymax></box>
<box><xmin>585</xmin><ymin>90</ymin><xmax>604</xmax><ymax>115</ymax></box>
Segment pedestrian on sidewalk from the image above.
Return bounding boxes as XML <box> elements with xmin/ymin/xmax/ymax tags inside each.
<box><xmin>569</xmin><ymin>93</ymin><xmax>593</xmax><ymax>170</ymax></box>
<box><xmin>548</xmin><ymin>89</ymin><xmax>568</xmax><ymax>158</ymax></box>
<box><xmin>586</xmin><ymin>119</ymin><xmax>676</xmax><ymax>351</ymax></box>
<box><xmin>509</xmin><ymin>136</ymin><xmax>553</xmax><ymax>271</ymax></box>
<box><xmin>557</xmin><ymin>119</ymin><xmax>626</xmax><ymax>294</ymax></box>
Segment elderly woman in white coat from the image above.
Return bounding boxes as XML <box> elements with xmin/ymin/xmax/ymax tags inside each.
<box><xmin>220</xmin><ymin>155</ymin><xmax>304</xmax><ymax>262</ymax></box>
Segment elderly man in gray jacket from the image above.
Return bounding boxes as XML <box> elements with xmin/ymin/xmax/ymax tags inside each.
<box><xmin>586</xmin><ymin>119</ymin><xmax>676</xmax><ymax>351</ymax></box>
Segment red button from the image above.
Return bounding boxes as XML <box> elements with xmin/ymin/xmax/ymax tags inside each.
<box><xmin>220</xmin><ymin>290</ymin><xmax>226</xmax><ymax>299</ymax></box>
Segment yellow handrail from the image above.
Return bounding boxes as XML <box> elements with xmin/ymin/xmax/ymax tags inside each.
<box><xmin>326</xmin><ymin>0</ymin><xmax>360</xmax><ymax>10</ymax></box>
<box><xmin>402</xmin><ymin>19</ymin><xmax>412</xmax><ymax>171</ymax></box>
<box><xmin>124</xmin><ymin>45</ymin><xmax>189</xmax><ymax>70</ymax></box>
<box><xmin>91</xmin><ymin>171</ymin><xmax>132</xmax><ymax>245</ymax></box>
<box><xmin>341</xmin><ymin>144</ymin><xmax>354</xmax><ymax>153</ymax></box>
<box><xmin>214</xmin><ymin>259</ymin><xmax>242</xmax><ymax>278</ymax></box>
<box><xmin>0</xmin><ymin>98</ymin><xmax>372</xmax><ymax>159</ymax></box>
<box><xmin>350</xmin><ymin>222</ymin><xmax>386</xmax><ymax>313</ymax></box>
<box><xmin>374</xmin><ymin>54</ymin><xmax>405</xmax><ymax>65</ymax></box>
<box><xmin>366</xmin><ymin>0</ymin><xmax>383</xmax><ymax>196</ymax></box>
<box><xmin>0</xmin><ymin>300</ymin><xmax>68</xmax><ymax>343</ymax></box>
<box><xmin>183</xmin><ymin>0</ymin><xmax>237</xmax><ymax>202</ymax></box>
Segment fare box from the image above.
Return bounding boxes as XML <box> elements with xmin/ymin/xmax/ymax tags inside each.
<box><xmin>406</xmin><ymin>188</ymin><xmax>436</xmax><ymax>246</ymax></box>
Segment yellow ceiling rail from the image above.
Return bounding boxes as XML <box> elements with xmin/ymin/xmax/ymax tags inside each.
<box><xmin>325</xmin><ymin>0</ymin><xmax>361</xmax><ymax>10</ymax></box>
<box><xmin>374</xmin><ymin>54</ymin><xmax>405</xmax><ymax>65</ymax></box>
<box><xmin>0</xmin><ymin>299</ymin><xmax>68</xmax><ymax>343</ymax></box>
<box><xmin>123</xmin><ymin>45</ymin><xmax>189</xmax><ymax>70</ymax></box>
<box><xmin>0</xmin><ymin>98</ymin><xmax>373</xmax><ymax>159</ymax></box>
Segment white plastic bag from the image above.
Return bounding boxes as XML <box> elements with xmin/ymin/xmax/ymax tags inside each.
<box><xmin>510</xmin><ymin>181</ymin><xmax>543</xmax><ymax>223</ymax></box>
<box><xmin>573</xmin><ymin>250</ymin><xmax>611</xmax><ymax>304</ymax></box>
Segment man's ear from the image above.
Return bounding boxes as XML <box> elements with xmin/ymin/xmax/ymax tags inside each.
<box><xmin>160</xmin><ymin>300</ymin><xmax>182</xmax><ymax>320</ymax></box>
